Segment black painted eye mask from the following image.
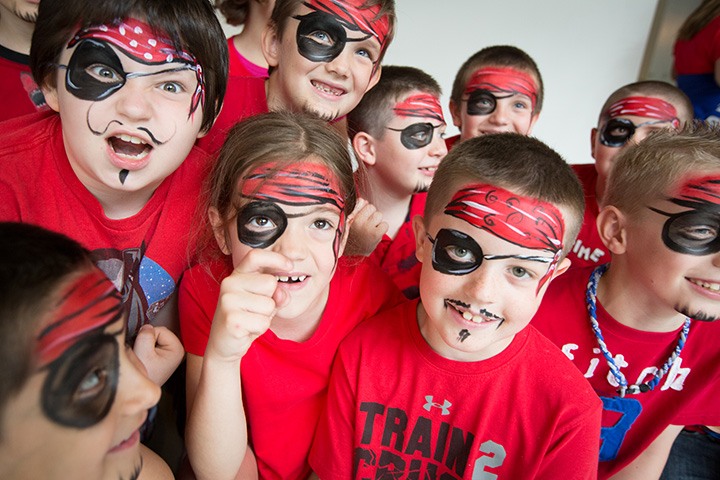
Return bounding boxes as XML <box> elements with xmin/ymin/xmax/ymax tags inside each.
<box><xmin>386</xmin><ymin>122</ymin><xmax>440</xmax><ymax>150</ymax></box>
<box><xmin>651</xmin><ymin>207</ymin><xmax>720</xmax><ymax>255</ymax></box>
<box><xmin>236</xmin><ymin>201</ymin><xmax>288</xmax><ymax>249</ymax></box>
<box><xmin>42</xmin><ymin>334</ymin><xmax>119</xmax><ymax>428</ymax></box>
<box><xmin>599</xmin><ymin>118</ymin><xmax>669</xmax><ymax>148</ymax></box>
<box><xmin>465</xmin><ymin>89</ymin><xmax>505</xmax><ymax>116</ymax></box>
<box><xmin>66</xmin><ymin>39</ymin><xmax>127</xmax><ymax>101</ymax></box>
<box><xmin>427</xmin><ymin>228</ymin><xmax>484</xmax><ymax>275</ymax></box>
<box><xmin>293</xmin><ymin>11</ymin><xmax>372</xmax><ymax>63</ymax></box>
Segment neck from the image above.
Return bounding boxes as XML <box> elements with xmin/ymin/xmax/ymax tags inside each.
<box><xmin>232</xmin><ymin>13</ymin><xmax>268</xmax><ymax>68</ymax></box>
<box><xmin>597</xmin><ymin>264</ymin><xmax>688</xmax><ymax>332</ymax></box>
<box><xmin>594</xmin><ymin>174</ymin><xmax>606</xmax><ymax>208</ymax></box>
<box><xmin>363</xmin><ymin>177</ymin><xmax>412</xmax><ymax>239</ymax></box>
<box><xmin>0</xmin><ymin>9</ymin><xmax>35</xmax><ymax>55</ymax></box>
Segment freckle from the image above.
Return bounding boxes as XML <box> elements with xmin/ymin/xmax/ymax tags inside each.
<box><xmin>457</xmin><ymin>329</ymin><xmax>470</xmax><ymax>343</ymax></box>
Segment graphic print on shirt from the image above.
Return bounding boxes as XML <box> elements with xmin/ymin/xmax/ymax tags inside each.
<box><xmin>92</xmin><ymin>243</ymin><xmax>174</xmax><ymax>338</ymax></box>
<box><xmin>353</xmin><ymin>396</ymin><xmax>507</xmax><ymax>479</ymax></box>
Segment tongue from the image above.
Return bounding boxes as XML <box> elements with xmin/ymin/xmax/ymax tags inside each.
<box><xmin>110</xmin><ymin>138</ymin><xmax>148</xmax><ymax>157</ymax></box>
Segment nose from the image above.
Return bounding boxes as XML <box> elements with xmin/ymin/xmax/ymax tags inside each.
<box><xmin>113</xmin><ymin>78</ymin><xmax>154</xmax><ymax>121</ymax></box>
<box><xmin>325</xmin><ymin>48</ymin><xmax>351</xmax><ymax>78</ymax></box>
<box><xmin>117</xmin><ymin>347</ymin><xmax>161</xmax><ymax>416</ymax></box>
<box><xmin>429</xmin><ymin>131</ymin><xmax>448</xmax><ymax>158</ymax></box>
<box><xmin>464</xmin><ymin>263</ymin><xmax>498</xmax><ymax>303</ymax></box>
<box><xmin>487</xmin><ymin>102</ymin><xmax>510</xmax><ymax>126</ymax></box>
<box><xmin>270</xmin><ymin>223</ymin><xmax>308</xmax><ymax>262</ymax></box>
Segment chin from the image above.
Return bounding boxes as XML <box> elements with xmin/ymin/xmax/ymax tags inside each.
<box><xmin>677</xmin><ymin>304</ymin><xmax>720</xmax><ymax>322</ymax></box>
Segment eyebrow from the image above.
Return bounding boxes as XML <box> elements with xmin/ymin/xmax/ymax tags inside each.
<box><xmin>284</xmin><ymin>204</ymin><xmax>343</xmax><ymax>219</ymax></box>
<box><xmin>483</xmin><ymin>253</ymin><xmax>554</xmax><ymax>263</ymax></box>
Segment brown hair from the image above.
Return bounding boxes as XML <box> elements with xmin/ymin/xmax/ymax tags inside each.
<box><xmin>199</xmin><ymin>111</ymin><xmax>357</xmax><ymax>259</ymax></box>
<box><xmin>450</xmin><ymin>45</ymin><xmax>544</xmax><ymax>114</ymax></box>
<box><xmin>424</xmin><ymin>133</ymin><xmax>584</xmax><ymax>258</ymax></box>
<box><xmin>604</xmin><ymin>123</ymin><xmax>720</xmax><ymax>216</ymax></box>
<box><xmin>676</xmin><ymin>0</ymin><xmax>720</xmax><ymax>41</ymax></box>
<box><xmin>348</xmin><ymin>65</ymin><xmax>442</xmax><ymax>139</ymax></box>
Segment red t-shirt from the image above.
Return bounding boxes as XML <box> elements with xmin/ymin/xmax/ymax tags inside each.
<box><xmin>532</xmin><ymin>266</ymin><xmax>720</xmax><ymax>479</ymax></box>
<box><xmin>179</xmin><ymin>256</ymin><xmax>404</xmax><ymax>479</ymax></box>
<box><xmin>311</xmin><ymin>299</ymin><xmax>602</xmax><ymax>479</ymax></box>
<box><xmin>568</xmin><ymin>164</ymin><xmax>610</xmax><ymax>269</ymax></box>
<box><xmin>227</xmin><ymin>36</ymin><xmax>269</xmax><ymax>79</ymax></box>
<box><xmin>0</xmin><ymin>44</ymin><xmax>48</xmax><ymax>122</ymax></box>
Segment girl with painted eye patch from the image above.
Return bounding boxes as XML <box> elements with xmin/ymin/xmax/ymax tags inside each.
<box><xmin>179</xmin><ymin>111</ymin><xmax>404</xmax><ymax>479</ymax></box>
<box><xmin>0</xmin><ymin>223</ymin><xmax>168</xmax><ymax>480</ymax></box>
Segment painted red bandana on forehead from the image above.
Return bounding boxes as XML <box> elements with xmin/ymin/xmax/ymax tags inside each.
<box><xmin>304</xmin><ymin>0</ymin><xmax>390</xmax><ymax>54</ymax></box>
<box><xmin>68</xmin><ymin>18</ymin><xmax>205</xmax><ymax>114</ymax></box>
<box><xmin>464</xmin><ymin>67</ymin><xmax>538</xmax><ymax>110</ymax></box>
<box><xmin>36</xmin><ymin>270</ymin><xmax>123</xmax><ymax>368</ymax></box>
<box><xmin>605</xmin><ymin>96</ymin><xmax>680</xmax><ymax>128</ymax></box>
<box><xmin>674</xmin><ymin>175</ymin><xmax>720</xmax><ymax>205</ymax></box>
<box><xmin>444</xmin><ymin>183</ymin><xmax>565</xmax><ymax>291</ymax></box>
<box><xmin>394</xmin><ymin>93</ymin><xmax>445</xmax><ymax>124</ymax></box>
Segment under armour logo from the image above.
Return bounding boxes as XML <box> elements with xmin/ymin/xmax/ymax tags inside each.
<box><xmin>424</xmin><ymin>395</ymin><xmax>451</xmax><ymax>415</ymax></box>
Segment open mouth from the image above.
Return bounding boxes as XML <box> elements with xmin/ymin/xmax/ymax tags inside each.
<box><xmin>311</xmin><ymin>80</ymin><xmax>345</xmax><ymax>97</ymax></box>
<box><xmin>419</xmin><ymin>166</ymin><xmax>438</xmax><ymax>175</ymax></box>
<box><xmin>689</xmin><ymin>278</ymin><xmax>720</xmax><ymax>293</ymax></box>
<box><xmin>109</xmin><ymin>134</ymin><xmax>152</xmax><ymax>159</ymax></box>
<box><xmin>108</xmin><ymin>429</ymin><xmax>140</xmax><ymax>454</ymax></box>
<box><xmin>445</xmin><ymin>299</ymin><xmax>503</xmax><ymax>324</ymax></box>
<box><xmin>276</xmin><ymin>275</ymin><xmax>307</xmax><ymax>284</ymax></box>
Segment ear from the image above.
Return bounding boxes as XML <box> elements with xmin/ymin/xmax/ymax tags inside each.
<box><xmin>449</xmin><ymin>99</ymin><xmax>462</xmax><ymax>129</ymax></box>
<box><xmin>590</xmin><ymin>127</ymin><xmax>598</xmax><ymax>159</ymax></box>
<box><xmin>412</xmin><ymin>215</ymin><xmax>428</xmax><ymax>263</ymax></box>
<box><xmin>352</xmin><ymin>132</ymin><xmax>377</xmax><ymax>168</ymax></box>
<box><xmin>552</xmin><ymin>256</ymin><xmax>571</xmax><ymax>279</ymax></box>
<box><xmin>208</xmin><ymin>207</ymin><xmax>231</xmax><ymax>255</ymax></box>
<box><xmin>42</xmin><ymin>83</ymin><xmax>60</xmax><ymax>113</ymax></box>
<box><xmin>261</xmin><ymin>23</ymin><xmax>280</xmax><ymax>68</ymax></box>
<box><xmin>525</xmin><ymin>113</ymin><xmax>540</xmax><ymax>135</ymax></box>
<box><xmin>596</xmin><ymin>205</ymin><xmax>627</xmax><ymax>255</ymax></box>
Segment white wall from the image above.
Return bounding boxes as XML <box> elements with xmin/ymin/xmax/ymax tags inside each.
<box><xmin>220</xmin><ymin>1</ymin><xmax>662</xmax><ymax>164</ymax></box>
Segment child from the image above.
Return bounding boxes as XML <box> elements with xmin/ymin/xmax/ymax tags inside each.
<box><xmin>180</xmin><ymin>111</ymin><xmax>404</xmax><ymax>479</ymax></box>
<box><xmin>198</xmin><ymin>0</ymin><xmax>397</xmax><ymax>153</ymax></box>
<box><xmin>217</xmin><ymin>0</ymin><xmax>275</xmax><ymax>79</ymax></box>
<box><xmin>569</xmin><ymin>81</ymin><xmax>693</xmax><ymax>269</ymax></box>
<box><xmin>309</xmin><ymin>133</ymin><xmax>602</xmax><ymax>478</ymax></box>
<box><xmin>0</xmin><ymin>222</ymin><xmax>170</xmax><ymax>480</ymax></box>
<box><xmin>0</xmin><ymin>0</ymin><xmax>228</xmax><ymax>338</ymax></box>
<box><xmin>446</xmin><ymin>45</ymin><xmax>543</xmax><ymax>149</ymax></box>
<box><xmin>349</xmin><ymin>65</ymin><xmax>448</xmax><ymax>298</ymax></box>
<box><xmin>0</xmin><ymin>0</ymin><xmax>48</xmax><ymax>121</ymax></box>
<box><xmin>532</xmin><ymin>124</ymin><xmax>720</xmax><ymax>479</ymax></box>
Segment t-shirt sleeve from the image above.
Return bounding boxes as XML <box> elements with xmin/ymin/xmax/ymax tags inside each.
<box><xmin>309</xmin><ymin>340</ymin><xmax>358</xmax><ymax>478</ymax></box>
<box><xmin>178</xmin><ymin>268</ymin><xmax>215</xmax><ymax>357</ymax></box>
<box><xmin>0</xmin><ymin>180</ymin><xmax>21</xmax><ymax>221</ymax></box>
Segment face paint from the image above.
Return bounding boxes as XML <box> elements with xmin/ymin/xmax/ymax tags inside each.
<box><xmin>650</xmin><ymin>175</ymin><xmax>720</xmax><ymax>255</ymax></box>
<box><xmin>443</xmin><ymin>183</ymin><xmax>565</xmax><ymax>291</ymax></box>
<box><xmin>386</xmin><ymin>93</ymin><xmax>446</xmax><ymax>150</ymax></box>
<box><xmin>463</xmin><ymin>67</ymin><xmax>538</xmax><ymax>115</ymax></box>
<box><xmin>457</xmin><ymin>328</ymin><xmax>470</xmax><ymax>342</ymax></box>
<box><xmin>64</xmin><ymin>18</ymin><xmax>205</xmax><ymax>115</ymax></box>
<box><xmin>293</xmin><ymin>0</ymin><xmax>390</xmax><ymax>66</ymax></box>
<box><xmin>36</xmin><ymin>270</ymin><xmax>124</xmax><ymax>428</ymax></box>
<box><xmin>599</xmin><ymin>96</ymin><xmax>680</xmax><ymax>147</ymax></box>
<box><xmin>239</xmin><ymin>162</ymin><xmax>346</xmax><ymax>257</ymax></box>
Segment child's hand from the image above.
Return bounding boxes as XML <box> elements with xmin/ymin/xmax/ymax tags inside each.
<box><xmin>133</xmin><ymin>325</ymin><xmax>184</xmax><ymax>386</ymax></box>
<box><xmin>205</xmin><ymin>249</ymin><xmax>292</xmax><ymax>364</ymax></box>
<box><xmin>345</xmin><ymin>198</ymin><xmax>388</xmax><ymax>256</ymax></box>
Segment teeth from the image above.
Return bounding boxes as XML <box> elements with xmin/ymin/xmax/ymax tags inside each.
<box><xmin>118</xmin><ymin>134</ymin><xmax>146</xmax><ymax>145</ymax></box>
<box><xmin>276</xmin><ymin>275</ymin><xmax>307</xmax><ymax>283</ymax></box>
<box><xmin>312</xmin><ymin>81</ymin><xmax>342</xmax><ymax>96</ymax></box>
<box><xmin>461</xmin><ymin>310</ymin><xmax>488</xmax><ymax>323</ymax></box>
<box><xmin>692</xmin><ymin>279</ymin><xmax>720</xmax><ymax>292</ymax></box>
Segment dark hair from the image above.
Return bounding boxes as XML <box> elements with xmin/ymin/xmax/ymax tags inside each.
<box><xmin>425</xmin><ymin>133</ymin><xmax>584</xmax><ymax>258</ymax></box>
<box><xmin>450</xmin><ymin>45</ymin><xmax>544</xmax><ymax>114</ymax></box>
<box><xmin>348</xmin><ymin>65</ymin><xmax>441</xmax><ymax>139</ymax></box>
<box><xmin>676</xmin><ymin>0</ymin><xmax>720</xmax><ymax>41</ymax></box>
<box><xmin>30</xmin><ymin>0</ymin><xmax>229</xmax><ymax>133</ymax></box>
<box><xmin>268</xmin><ymin>0</ymin><xmax>396</xmax><ymax>64</ymax></box>
<box><xmin>215</xmin><ymin>0</ymin><xmax>252</xmax><ymax>26</ymax></box>
<box><xmin>199</xmin><ymin>110</ymin><xmax>357</xmax><ymax>259</ymax></box>
<box><xmin>0</xmin><ymin>223</ymin><xmax>95</xmax><ymax>428</ymax></box>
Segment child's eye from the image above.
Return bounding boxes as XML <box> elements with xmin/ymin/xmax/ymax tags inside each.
<box><xmin>87</xmin><ymin>64</ymin><xmax>121</xmax><ymax>83</ymax></box>
<box><xmin>160</xmin><ymin>81</ymin><xmax>185</xmax><ymax>94</ymax></box>
<box><xmin>75</xmin><ymin>368</ymin><xmax>108</xmax><ymax>400</ymax></box>
<box><xmin>312</xmin><ymin>219</ymin><xmax>334</xmax><ymax>230</ymax></box>
<box><xmin>509</xmin><ymin>266</ymin><xmax>534</xmax><ymax>279</ymax></box>
<box><xmin>677</xmin><ymin>225</ymin><xmax>718</xmax><ymax>242</ymax></box>
<box><xmin>608</xmin><ymin>125</ymin><xmax>631</xmax><ymax>137</ymax></box>
<box><xmin>307</xmin><ymin>30</ymin><xmax>334</xmax><ymax>46</ymax></box>
<box><xmin>513</xmin><ymin>100</ymin><xmax>529</xmax><ymax>110</ymax></box>
<box><xmin>410</xmin><ymin>130</ymin><xmax>430</xmax><ymax>142</ymax></box>
<box><xmin>247</xmin><ymin>215</ymin><xmax>277</xmax><ymax>231</ymax></box>
<box><xmin>445</xmin><ymin>245</ymin><xmax>476</xmax><ymax>263</ymax></box>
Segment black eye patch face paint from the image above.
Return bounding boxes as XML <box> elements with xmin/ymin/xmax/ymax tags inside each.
<box><xmin>236</xmin><ymin>201</ymin><xmax>288</xmax><ymax>249</ymax></box>
<box><xmin>387</xmin><ymin>122</ymin><xmax>440</xmax><ymax>150</ymax></box>
<box><xmin>293</xmin><ymin>11</ymin><xmax>370</xmax><ymax>63</ymax></box>
<box><xmin>651</xmin><ymin>207</ymin><xmax>720</xmax><ymax>255</ymax></box>
<box><xmin>466</xmin><ymin>89</ymin><xmax>503</xmax><ymax>116</ymax></box>
<box><xmin>42</xmin><ymin>334</ymin><xmax>119</xmax><ymax>428</ymax></box>
<box><xmin>427</xmin><ymin>228</ymin><xmax>484</xmax><ymax>275</ymax></box>
<box><xmin>599</xmin><ymin>118</ymin><xmax>669</xmax><ymax>148</ymax></box>
<box><xmin>66</xmin><ymin>39</ymin><xmax>127</xmax><ymax>101</ymax></box>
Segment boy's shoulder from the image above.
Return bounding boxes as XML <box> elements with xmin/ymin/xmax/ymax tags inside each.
<box><xmin>0</xmin><ymin>110</ymin><xmax>58</xmax><ymax>155</ymax></box>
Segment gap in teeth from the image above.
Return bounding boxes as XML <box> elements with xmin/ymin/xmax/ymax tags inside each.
<box><xmin>277</xmin><ymin>275</ymin><xmax>307</xmax><ymax>283</ymax></box>
<box><xmin>693</xmin><ymin>279</ymin><xmax>720</xmax><ymax>291</ymax></box>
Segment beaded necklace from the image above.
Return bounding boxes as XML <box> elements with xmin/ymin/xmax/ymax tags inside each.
<box><xmin>585</xmin><ymin>264</ymin><xmax>691</xmax><ymax>397</ymax></box>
